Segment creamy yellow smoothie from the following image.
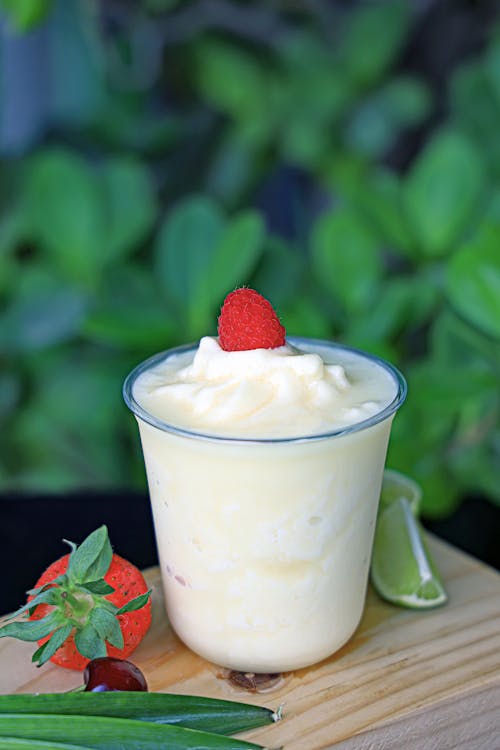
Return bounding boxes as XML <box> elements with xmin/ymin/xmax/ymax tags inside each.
<box><xmin>124</xmin><ymin>336</ymin><xmax>406</xmax><ymax>672</ymax></box>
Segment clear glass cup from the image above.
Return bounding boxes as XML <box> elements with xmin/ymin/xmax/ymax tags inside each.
<box><xmin>123</xmin><ymin>337</ymin><xmax>406</xmax><ymax>673</ymax></box>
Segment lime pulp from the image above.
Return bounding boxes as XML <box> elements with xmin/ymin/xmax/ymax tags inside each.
<box><xmin>371</xmin><ymin>471</ymin><xmax>447</xmax><ymax>609</ymax></box>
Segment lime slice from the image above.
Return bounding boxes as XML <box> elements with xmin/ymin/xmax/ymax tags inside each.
<box><xmin>380</xmin><ymin>468</ymin><xmax>422</xmax><ymax>516</ymax></box>
<box><xmin>371</xmin><ymin>496</ymin><xmax>448</xmax><ymax>609</ymax></box>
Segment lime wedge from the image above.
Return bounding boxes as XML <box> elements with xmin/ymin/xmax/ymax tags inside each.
<box><xmin>380</xmin><ymin>468</ymin><xmax>422</xmax><ymax>516</ymax></box>
<box><xmin>371</xmin><ymin>496</ymin><xmax>448</xmax><ymax>609</ymax></box>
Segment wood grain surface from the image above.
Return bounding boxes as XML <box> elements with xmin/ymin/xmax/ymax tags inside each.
<box><xmin>1</xmin><ymin>534</ymin><xmax>499</xmax><ymax>749</ymax></box>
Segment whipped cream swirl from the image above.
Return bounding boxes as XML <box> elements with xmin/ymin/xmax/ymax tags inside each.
<box><xmin>133</xmin><ymin>336</ymin><xmax>396</xmax><ymax>438</ymax></box>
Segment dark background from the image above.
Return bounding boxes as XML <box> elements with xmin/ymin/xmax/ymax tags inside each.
<box><xmin>1</xmin><ymin>488</ymin><xmax>499</xmax><ymax>615</ymax></box>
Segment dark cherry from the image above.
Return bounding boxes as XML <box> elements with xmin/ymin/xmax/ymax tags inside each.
<box><xmin>83</xmin><ymin>657</ymin><xmax>148</xmax><ymax>692</ymax></box>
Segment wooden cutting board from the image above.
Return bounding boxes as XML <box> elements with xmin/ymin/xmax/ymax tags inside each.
<box><xmin>1</xmin><ymin>534</ymin><xmax>499</xmax><ymax>750</ymax></box>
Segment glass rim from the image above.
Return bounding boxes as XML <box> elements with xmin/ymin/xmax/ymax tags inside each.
<box><xmin>122</xmin><ymin>336</ymin><xmax>407</xmax><ymax>445</ymax></box>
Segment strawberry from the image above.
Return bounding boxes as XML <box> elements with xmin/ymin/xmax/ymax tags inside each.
<box><xmin>218</xmin><ymin>288</ymin><xmax>286</xmax><ymax>351</ymax></box>
<box><xmin>0</xmin><ymin>526</ymin><xmax>152</xmax><ymax>671</ymax></box>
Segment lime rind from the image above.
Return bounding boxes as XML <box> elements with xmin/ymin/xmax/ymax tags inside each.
<box><xmin>380</xmin><ymin>468</ymin><xmax>423</xmax><ymax>516</ymax></box>
<box><xmin>371</xmin><ymin>495</ymin><xmax>448</xmax><ymax>610</ymax></box>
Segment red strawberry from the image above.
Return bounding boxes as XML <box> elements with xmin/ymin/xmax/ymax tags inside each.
<box><xmin>0</xmin><ymin>526</ymin><xmax>152</xmax><ymax>671</ymax></box>
<box><xmin>218</xmin><ymin>288</ymin><xmax>286</xmax><ymax>351</ymax></box>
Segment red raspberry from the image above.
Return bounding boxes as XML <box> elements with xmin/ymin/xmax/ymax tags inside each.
<box><xmin>218</xmin><ymin>288</ymin><xmax>286</xmax><ymax>351</ymax></box>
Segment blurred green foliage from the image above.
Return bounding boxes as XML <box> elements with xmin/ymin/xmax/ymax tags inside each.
<box><xmin>0</xmin><ymin>0</ymin><xmax>499</xmax><ymax>518</ymax></box>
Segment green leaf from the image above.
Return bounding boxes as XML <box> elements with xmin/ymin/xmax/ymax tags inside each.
<box><xmin>449</xmin><ymin>440</ymin><xmax>500</xmax><ymax>505</ymax></box>
<box><xmin>0</xmin><ymin>372</ymin><xmax>20</xmax><ymax>419</ymax></box>
<box><xmin>82</xmin><ymin>263</ymin><xmax>177</xmax><ymax>350</ymax></box>
<box><xmin>450</xmin><ymin>60</ymin><xmax>500</xmax><ymax>177</ymax></box>
<box><xmin>252</xmin><ymin>236</ymin><xmax>306</xmax><ymax>308</ymax></box>
<box><xmin>101</xmin><ymin>157</ymin><xmax>157</xmax><ymax>264</ymax></box>
<box><xmin>32</xmin><ymin>623</ymin><xmax>73</xmax><ymax>667</ymax></box>
<box><xmin>346</xmin><ymin>76</ymin><xmax>431</xmax><ymax>158</ymax></box>
<box><xmin>0</xmin><ymin>0</ymin><xmax>52</xmax><ymax>31</ymax></box>
<box><xmin>5</xmin><ymin>588</ymin><xmax>61</xmax><ymax>622</ymax></box>
<box><xmin>48</xmin><ymin>0</ymin><xmax>104</xmax><ymax>127</ymax></box>
<box><xmin>154</xmin><ymin>195</ymin><xmax>225</xmax><ymax>314</ymax></box>
<box><xmin>24</xmin><ymin>149</ymin><xmax>105</xmax><ymax>286</ymax></box>
<box><xmin>154</xmin><ymin>197</ymin><xmax>265</xmax><ymax>338</ymax></box>
<box><xmin>340</xmin><ymin>1</ymin><xmax>412</xmax><ymax>87</ymax></box>
<box><xmin>66</xmin><ymin>526</ymin><xmax>113</xmax><ymax>583</ymax></box>
<box><xmin>27</xmin><ymin>575</ymin><xmax>66</xmax><ymax>597</ymax></box>
<box><xmin>205</xmin><ymin>135</ymin><xmax>255</xmax><ymax>207</ymax></box>
<box><xmin>0</xmin><ymin>713</ymin><xmax>268</xmax><ymax>750</ymax></box>
<box><xmin>280</xmin><ymin>295</ymin><xmax>332</xmax><ymax>340</ymax></box>
<box><xmin>346</xmin><ymin>278</ymin><xmax>412</xmax><ymax>346</ymax></box>
<box><xmin>0</xmin><ymin>691</ymin><xmax>276</xmax><ymax>735</ymax></box>
<box><xmin>311</xmin><ymin>207</ymin><xmax>382</xmax><ymax>313</ymax></box>
<box><xmin>74</xmin><ymin>623</ymin><xmax>107</xmax><ymax>660</ymax></box>
<box><xmin>446</xmin><ymin>223</ymin><xmax>500</xmax><ymax>338</ymax></box>
<box><xmin>344</xmin><ymin>167</ymin><xmax>415</xmax><ymax>255</ymax></box>
<box><xmin>0</xmin><ymin>611</ymin><xmax>61</xmax><ymax>642</ymax></box>
<box><xmin>116</xmin><ymin>589</ymin><xmax>152</xmax><ymax>615</ymax></box>
<box><xmin>0</xmin><ymin>283</ymin><xmax>89</xmax><ymax>354</ymax></box>
<box><xmin>79</xmin><ymin>580</ymin><xmax>115</xmax><ymax>596</ymax></box>
<box><xmin>193</xmin><ymin>211</ymin><xmax>264</xmax><ymax>335</ymax></box>
<box><xmin>89</xmin><ymin>608</ymin><xmax>123</xmax><ymax>650</ymax></box>
<box><xmin>403</xmin><ymin>130</ymin><xmax>485</xmax><ymax>257</ymax></box>
<box><xmin>195</xmin><ymin>40</ymin><xmax>272</xmax><ymax>145</ymax></box>
<box><xmin>83</xmin><ymin>307</ymin><xmax>177</xmax><ymax>351</ymax></box>
<box><xmin>431</xmin><ymin>310</ymin><xmax>500</xmax><ymax>369</ymax></box>
<box><xmin>484</xmin><ymin>33</ymin><xmax>500</xmax><ymax>108</ymax></box>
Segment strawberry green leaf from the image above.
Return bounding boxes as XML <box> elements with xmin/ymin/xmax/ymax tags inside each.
<box><xmin>116</xmin><ymin>589</ymin><xmax>152</xmax><ymax>615</ymax></box>
<box><xmin>98</xmin><ymin>599</ymin><xmax>119</xmax><ymax>615</ymax></box>
<box><xmin>74</xmin><ymin>623</ymin><xmax>107</xmax><ymax>660</ymax></box>
<box><xmin>89</xmin><ymin>608</ymin><xmax>124</xmax><ymax>650</ymax></box>
<box><xmin>4</xmin><ymin>588</ymin><xmax>61</xmax><ymax>621</ymax></box>
<box><xmin>79</xmin><ymin>579</ymin><xmax>115</xmax><ymax>596</ymax></box>
<box><xmin>27</xmin><ymin>575</ymin><xmax>67</xmax><ymax>596</ymax></box>
<box><xmin>66</xmin><ymin>526</ymin><xmax>113</xmax><ymax>583</ymax></box>
<box><xmin>32</xmin><ymin>623</ymin><xmax>73</xmax><ymax>667</ymax></box>
<box><xmin>0</xmin><ymin>611</ymin><xmax>62</xmax><ymax>642</ymax></box>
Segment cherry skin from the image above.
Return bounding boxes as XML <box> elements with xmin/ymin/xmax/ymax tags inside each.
<box><xmin>83</xmin><ymin>657</ymin><xmax>148</xmax><ymax>692</ymax></box>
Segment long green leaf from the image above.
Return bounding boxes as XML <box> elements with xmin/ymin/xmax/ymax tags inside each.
<box><xmin>0</xmin><ymin>714</ymin><xmax>270</xmax><ymax>750</ymax></box>
<box><xmin>0</xmin><ymin>693</ymin><xmax>278</xmax><ymax>735</ymax></box>
<box><xmin>0</xmin><ymin>739</ymin><xmax>93</xmax><ymax>750</ymax></box>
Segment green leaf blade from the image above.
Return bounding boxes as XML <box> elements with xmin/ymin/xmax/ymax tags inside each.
<box><xmin>0</xmin><ymin>0</ymin><xmax>52</xmax><ymax>32</ymax></box>
<box><xmin>403</xmin><ymin>130</ymin><xmax>485</xmax><ymax>257</ymax></box>
<box><xmin>116</xmin><ymin>589</ymin><xmax>152</xmax><ymax>615</ymax></box>
<box><xmin>0</xmin><ymin>714</ymin><xmax>268</xmax><ymax>750</ymax></box>
<box><xmin>311</xmin><ymin>207</ymin><xmax>382</xmax><ymax>313</ymax></box>
<box><xmin>79</xmin><ymin>580</ymin><xmax>115</xmax><ymax>596</ymax></box>
<box><xmin>101</xmin><ymin>157</ymin><xmax>157</xmax><ymax>264</ymax></box>
<box><xmin>192</xmin><ymin>211</ymin><xmax>265</xmax><ymax>335</ymax></box>
<box><xmin>0</xmin><ymin>692</ymin><xmax>277</xmax><ymax>736</ymax></box>
<box><xmin>31</xmin><ymin>623</ymin><xmax>73</xmax><ymax>667</ymax></box>
<box><xmin>88</xmin><ymin>608</ymin><xmax>123</xmax><ymax>650</ymax></box>
<box><xmin>446</xmin><ymin>223</ymin><xmax>500</xmax><ymax>338</ymax></box>
<box><xmin>66</xmin><ymin>526</ymin><xmax>113</xmax><ymax>583</ymax></box>
<box><xmin>23</xmin><ymin>149</ymin><xmax>106</xmax><ymax>286</ymax></box>
<box><xmin>154</xmin><ymin>195</ymin><xmax>225</xmax><ymax>315</ymax></box>
<box><xmin>74</xmin><ymin>624</ymin><xmax>107</xmax><ymax>661</ymax></box>
<box><xmin>0</xmin><ymin>612</ymin><xmax>61</xmax><ymax>643</ymax></box>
